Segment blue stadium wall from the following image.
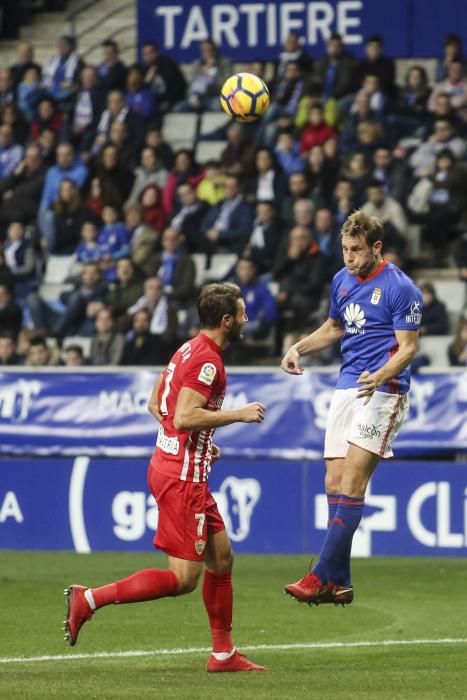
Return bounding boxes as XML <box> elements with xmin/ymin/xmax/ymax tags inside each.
<box><xmin>0</xmin><ymin>369</ymin><xmax>466</xmax><ymax>556</ymax></box>
<box><xmin>137</xmin><ymin>0</ymin><xmax>467</xmax><ymax>62</ymax></box>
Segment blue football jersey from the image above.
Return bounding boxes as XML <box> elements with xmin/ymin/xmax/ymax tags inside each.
<box><xmin>329</xmin><ymin>261</ymin><xmax>423</xmax><ymax>394</ymax></box>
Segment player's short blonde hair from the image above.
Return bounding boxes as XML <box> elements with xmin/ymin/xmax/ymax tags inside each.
<box><xmin>340</xmin><ymin>209</ymin><xmax>383</xmax><ymax>246</ymax></box>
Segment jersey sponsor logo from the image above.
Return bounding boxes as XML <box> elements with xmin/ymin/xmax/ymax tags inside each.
<box><xmin>343</xmin><ymin>302</ymin><xmax>366</xmax><ymax>334</ymax></box>
<box><xmin>156</xmin><ymin>425</ymin><xmax>180</xmax><ymax>455</ymax></box>
<box><xmin>371</xmin><ymin>287</ymin><xmax>381</xmax><ymax>305</ymax></box>
<box><xmin>198</xmin><ymin>362</ymin><xmax>217</xmax><ymax>386</ymax></box>
<box><xmin>406</xmin><ymin>300</ymin><xmax>422</xmax><ymax>324</ymax></box>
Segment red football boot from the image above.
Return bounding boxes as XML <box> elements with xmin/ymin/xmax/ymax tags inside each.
<box><xmin>327</xmin><ymin>582</ymin><xmax>354</xmax><ymax>606</ymax></box>
<box><xmin>207</xmin><ymin>650</ymin><xmax>268</xmax><ymax>673</ymax></box>
<box><xmin>284</xmin><ymin>571</ymin><xmax>329</xmax><ymax>606</ymax></box>
<box><xmin>63</xmin><ymin>585</ymin><xmax>93</xmax><ymax>646</ymax></box>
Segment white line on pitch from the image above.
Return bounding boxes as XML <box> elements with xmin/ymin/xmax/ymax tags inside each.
<box><xmin>1</xmin><ymin>638</ymin><xmax>467</xmax><ymax>665</ymax></box>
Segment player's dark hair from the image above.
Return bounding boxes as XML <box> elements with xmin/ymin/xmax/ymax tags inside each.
<box><xmin>197</xmin><ymin>283</ymin><xmax>242</xmax><ymax>329</ymax></box>
<box><xmin>340</xmin><ymin>209</ymin><xmax>383</xmax><ymax>246</ymax></box>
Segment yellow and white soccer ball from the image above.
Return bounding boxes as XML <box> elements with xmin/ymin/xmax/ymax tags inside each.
<box><xmin>220</xmin><ymin>72</ymin><xmax>270</xmax><ymax>123</ymax></box>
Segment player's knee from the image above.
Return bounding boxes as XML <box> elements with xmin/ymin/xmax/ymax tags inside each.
<box><xmin>206</xmin><ymin>547</ymin><xmax>234</xmax><ymax>575</ymax></box>
<box><xmin>341</xmin><ymin>474</ymin><xmax>368</xmax><ymax>498</ymax></box>
<box><xmin>218</xmin><ymin>549</ymin><xmax>234</xmax><ymax>574</ymax></box>
<box><xmin>176</xmin><ymin>572</ymin><xmax>200</xmax><ymax>595</ymax></box>
<box><xmin>325</xmin><ymin>473</ymin><xmax>342</xmax><ymax>493</ymax></box>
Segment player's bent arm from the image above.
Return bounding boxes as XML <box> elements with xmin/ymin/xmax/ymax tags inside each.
<box><xmin>281</xmin><ymin>317</ymin><xmax>344</xmax><ymax>374</ymax></box>
<box><xmin>372</xmin><ymin>329</ymin><xmax>419</xmax><ymax>387</ymax></box>
<box><xmin>148</xmin><ymin>373</ymin><xmax>163</xmax><ymax>423</ymax></box>
<box><xmin>295</xmin><ymin>317</ymin><xmax>344</xmax><ymax>355</ymax></box>
<box><xmin>173</xmin><ymin>387</ymin><xmax>265</xmax><ymax>431</ymax></box>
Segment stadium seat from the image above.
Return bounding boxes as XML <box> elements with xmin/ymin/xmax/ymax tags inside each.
<box><xmin>162</xmin><ymin>113</ymin><xmax>198</xmax><ymax>150</ymax></box>
<box><xmin>196</xmin><ymin>141</ymin><xmax>227</xmax><ymax>163</ymax></box>
<box><xmin>199</xmin><ymin>112</ymin><xmax>230</xmax><ymax>137</ymax></box>
<box><xmin>43</xmin><ymin>255</ymin><xmax>75</xmax><ymax>284</ymax></box>
<box><xmin>38</xmin><ymin>282</ymin><xmax>73</xmax><ymax>303</ymax></box>
<box><xmin>419</xmin><ymin>335</ymin><xmax>452</xmax><ymax>366</ymax></box>
<box><xmin>205</xmin><ymin>253</ymin><xmax>238</xmax><ymax>282</ymax></box>
<box><xmin>191</xmin><ymin>253</ymin><xmax>208</xmax><ymax>287</ymax></box>
<box><xmin>432</xmin><ymin>281</ymin><xmax>465</xmax><ymax>314</ymax></box>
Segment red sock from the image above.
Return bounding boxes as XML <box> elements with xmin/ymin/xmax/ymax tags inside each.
<box><xmin>91</xmin><ymin>569</ymin><xmax>179</xmax><ymax>609</ymax></box>
<box><xmin>202</xmin><ymin>570</ymin><xmax>233</xmax><ymax>653</ymax></box>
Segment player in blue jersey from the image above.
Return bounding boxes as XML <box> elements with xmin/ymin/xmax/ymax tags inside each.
<box><xmin>281</xmin><ymin>210</ymin><xmax>423</xmax><ymax>606</ymax></box>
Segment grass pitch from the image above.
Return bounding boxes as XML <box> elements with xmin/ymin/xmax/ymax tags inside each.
<box><xmin>1</xmin><ymin>552</ymin><xmax>466</xmax><ymax>699</ymax></box>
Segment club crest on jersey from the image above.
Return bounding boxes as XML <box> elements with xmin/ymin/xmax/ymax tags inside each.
<box><xmin>370</xmin><ymin>287</ymin><xmax>381</xmax><ymax>305</ymax></box>
<box><xmin>195</xmin><ymin>539</ymin><xmax>206</xmax><ymax>555</ymax></box>
<box><xmin>198</xmin><ymin>363</ymin><xmax>216</xmax><ymax>386</ymax></box>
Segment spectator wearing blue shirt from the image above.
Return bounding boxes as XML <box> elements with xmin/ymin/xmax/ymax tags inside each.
<box><xmin>274</xmin><ymin>130</ymin><xmax>305</xmax><ymax>177</ymax></box>
<box><xmin>41</xmin><ymin>36</ymin><xmax>82</xmax><ymax>102</ymax></box>
<box><xmin>38</xmin><ymin>143</ymin><xmax>88</xmax><ymax>251</ymax></box>
<box><xmin>201</xmin><ymin>174</ymin><xmax>254</xmax><ymax>254</ymax></box>
<box><xmin>17</xmin><ymin>66</ymin><xmax>44</xmax><ymax>122</ymax></box>
<box><xmin>0</xmin><ymin>124</ymin><xmax>24</xmax><ymax>181</ymax></box>
<box><xmin>124</xmin><ymin>65</ymin><xmax>157</xmax><ymax>122</ymax></box>
<box><xmin>76</xmin><ymin>221</ymin><xmax>101</xmax><ymax>264</ymax></box>
<box><xmin>97</xmin><ymin>205</ymin><xmax>130</xmax><ymax>256</ymax></box>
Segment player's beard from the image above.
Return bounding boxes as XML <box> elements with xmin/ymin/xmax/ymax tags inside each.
<box><xmin>227</xmin><ymin>320</ymin><xmax>244</xmax><ymax>342</ymax></box>
<box><xmin>353</xmin><ymin>254</ymin><xmax>381</xmax><ymax>279</ymax></box>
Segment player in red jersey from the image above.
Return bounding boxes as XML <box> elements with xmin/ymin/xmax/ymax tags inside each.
<box><xmin>64</xmin><ymin>283</ymin><xmax>267</xmax><ymax>673</ymax></box>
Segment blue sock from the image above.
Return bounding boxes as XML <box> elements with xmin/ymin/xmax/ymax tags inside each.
<box><xmin>313</xmin><ymin>495</ymin><xmax>365</xmax><ymax>585</ymax></box>
<box><xmin>326</xmin><ymin>494</ymin><xmax>351</xmax><ymax>586</ymax></box>
<box><xmin>327</xmin><ymin>493</ymin><xmax>341</xmax><ymax>526</ymax></box>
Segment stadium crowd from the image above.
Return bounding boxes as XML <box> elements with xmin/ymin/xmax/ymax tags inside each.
<box><xmin>0</xmin><ymin>31</ymin><xmax>467</xmax><ymax>367</ymax></box>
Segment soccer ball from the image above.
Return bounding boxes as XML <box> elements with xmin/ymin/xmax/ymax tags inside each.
<box><xmin>220</xmin><ymin>72</ymin><xmax>270</xmax><ymax>123</ymax></box>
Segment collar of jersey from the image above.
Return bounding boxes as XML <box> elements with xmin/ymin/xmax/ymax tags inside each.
<box><xmin>355</xmin><ymin>259</ymin><xmax>388</xmax><ymax>283</ymax></box>
<box><xmin>198</xmin><ymin>332</ymin><xmax>223</xmax><ymax>355</ymax></box>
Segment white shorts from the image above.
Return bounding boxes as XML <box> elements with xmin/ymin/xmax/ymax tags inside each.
<box><xmin>324</xmin><ymin>389</ymin><xmax>409</xmax><ymax>460</ymax></box>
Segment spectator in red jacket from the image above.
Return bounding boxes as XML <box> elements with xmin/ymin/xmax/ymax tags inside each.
<box><xmin>300</xmin><ymin>105</ymin><xmax>336</xmax><ymax>156</ymax></box>
<box><xmin>162</xmin><ymin>149</ymin><xmax>204</xmax><ymax>216</ymax></box>
<box><xmin>30</xmin><ymin>96</ymin><xmax>62</xmax><ymax>142</ymax></box>
<box><xmin>139</xmin><ymin>183</ymin><xmax>167</xmax><ymax>234</ymax></box>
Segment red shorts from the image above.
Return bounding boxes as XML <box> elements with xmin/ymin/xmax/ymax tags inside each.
<box><xmin>148</xmin><ymin>466</ymin><xmax>225</xmax><ymax>562</ymax></box>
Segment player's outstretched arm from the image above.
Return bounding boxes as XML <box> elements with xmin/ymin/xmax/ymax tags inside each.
<box><xmin>174</xmin><ymin>387</ymin><xmax>265</xmax><ymax>431</ymax></box>
<box><xmin>148</xmin><ymin>373</ymin><xmax>164</xmax><ymax>422</ymax></box>
<box><xmin>281</xmin><ymin>318</ymin><xmax>344</xmax><ymax>374</ymax></box>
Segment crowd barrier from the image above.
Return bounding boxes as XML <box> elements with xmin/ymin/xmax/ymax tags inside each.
<box><xmin>0</xmin><ymin>369</ymin><xmax>465</xmax><ymax>555</ymax></box>
<box><xmin>2</xmin><ymin>456</ymin><xmax>467</xmax><ymax>557</ymax></box>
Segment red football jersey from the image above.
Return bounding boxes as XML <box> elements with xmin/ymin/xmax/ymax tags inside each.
<box><xmin>151</xmin><ymin>333</ymin><xmax>226</xmax><ymax>483</ymax></box>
